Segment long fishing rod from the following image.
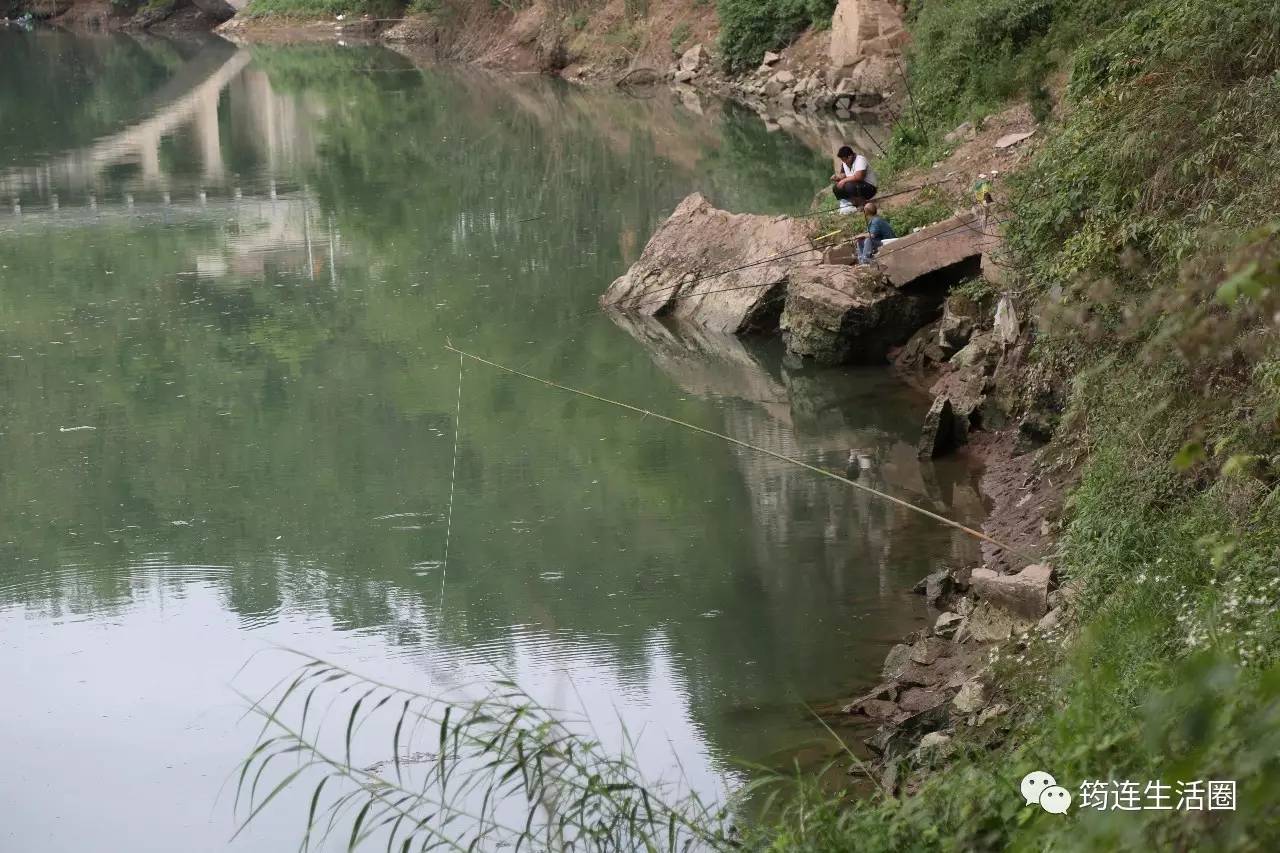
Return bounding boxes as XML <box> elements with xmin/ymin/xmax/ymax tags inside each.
<box><xmin>444</xmin><ymin>344</ymin><xmax>1035</xmax><ymax>561</ymax></box>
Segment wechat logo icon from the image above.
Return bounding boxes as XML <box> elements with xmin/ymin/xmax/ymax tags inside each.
<box><xmin>1022</xmin><ymin>770</ymin><xmax>1072</xmax><ymax>814</ymax></box>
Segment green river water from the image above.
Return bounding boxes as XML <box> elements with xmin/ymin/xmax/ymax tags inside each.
<box><xmin>0</xmin><ymin>30</ymin><xmax>984</xmax><ymax>851</ymax></box>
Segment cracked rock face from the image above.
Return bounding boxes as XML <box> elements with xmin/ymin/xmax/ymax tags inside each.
<box><xmin>600</xmin><ymin>193</ymin><xmax>817</xmax><ymax>335</ymax></box>
<box><xmin>829</xmin><ymin>0</ymin><xmax>910</xmax><ymax>68</ymax></box>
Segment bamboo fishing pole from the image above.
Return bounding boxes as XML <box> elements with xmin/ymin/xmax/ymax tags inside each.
<box><xmin>443</xmin><ymin>344</ymin><xmax>1034</xmax><ymax>561</ymax></box>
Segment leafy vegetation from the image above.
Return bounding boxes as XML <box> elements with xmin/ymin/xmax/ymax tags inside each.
<box><xmin>755</xmin><ymin>0</ymin><xmax>1280</xmax><ymax>849</ymax></box>
<box><xmin>715</xmin><ymin>0</ymin><xmax>836</xmax><ymax>72</ymax></box>
<box><xmin>890</xmin><ymin>0</ymin><xmax>1150</xmax><ymax>166</ymax></box>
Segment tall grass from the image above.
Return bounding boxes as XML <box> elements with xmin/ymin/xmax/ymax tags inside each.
<box><xmin>235</xmin><ymin>651</ymin><xmax>737</xmax><ymax>851</ymax></box>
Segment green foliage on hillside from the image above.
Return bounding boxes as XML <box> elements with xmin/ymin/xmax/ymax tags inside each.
<box><xmin>243</xmin><ymin>0</ymin><xmax>404</xmax><ymax>18</ymax></box>
<box><xmin>894</xmin><ymin>0</ymin><xmax>1148</xmax><ymax>161</ymax></box>
<box><xmin>715</xmin><ymin>0</ymin><xmax>836</xmax><ymax>72</ymax></box>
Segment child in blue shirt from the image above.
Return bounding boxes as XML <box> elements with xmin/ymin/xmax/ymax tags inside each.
<box><xmin>857</xmin><ymin>202</ymin><xmax>896</xmax><ymax>264</ymax></box>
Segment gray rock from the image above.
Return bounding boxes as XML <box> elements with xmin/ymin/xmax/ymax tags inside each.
<box><xmin>950</xmin><ymin>332</ymin><xmax>999</xmax><ymax>374</ymax></box>
<box><xmin>678</xmin><ymin>43</ymin><xmax>706</xmax><ymax>73</ymax></box>
<box><xmin>970</xmin><ymin>563</ymin><xmax>1054</xmax><ymax>621</ymax></box>
<box><xmin>957</xmin><ymin>601</ymin><xmax>1035</xmax><ymax>643</ymax></box>
<box><xmin>856</xmin><ymin>698</ymin><xmax>900</xmax><ymax>720</ymax></box>
<box><xmin>915</xmin><ymin>731</ymin><xmax>953</xmax><ymax>761</ymax></box>
<box><xmin>840</xmin><ymin>681</ymin><xmax>899</xmax><ymax>714</ymax></box>
<box><xmin>898</xmin><ymin>687</ymin><xmax>947</xmax><ymax>713</ymax></box>
<box><xmin>944</xmin><ymin>122</ymin><xmax>974</xmax><ymax>144</ymax></box>
<box><xmin>763</xmin><ymin>70</ymin><xmax>796</xmax><ymax>97</ymax></box>
<box><xmin>938</xmin><ymin>292</ymin><xmax>981</xmax><ymax>355</ymax></box>
<box><xmin>918</xmin><ymin>396</ymin><xmax>959</xmax><ymax>459</ymax></box>
<box><xmin>926</xmin><ymin>570</ymin><xmax>955</xmax><ymax>608</ymax></box>
<box><xmin>928</xmin><ymin>363</ymin><xmax>989</xmax><ymax>432</ymax></box>
<box><xmin>897</xmin><ymin>652</ymin><xmax>974</xmax><ymax>688</ymax></box>
<box><xmin>880</xmin><ymin>758</ymin><xmax>901</xmax><ymax>795</ymax></box>
<box><xmin>674</xmin><ymin>70</ymin><xmax>695</xmax><ymax>83</ymax></box>
<box><xmin>761</xmin><ymin>50</ymin><xmax>782</xmax><ymax>66</ymax></box>
<box><xmin>892</xmin><ymin>319</ymin><xmax>946</xmax><ymax>375</ymax></box>
<box><xmin>934</xmin><ymin>611</ymin><xmax>964</xmax><ymax>639</ymax></box>
<box><xmin>975</xmin><ymin>702</ymin><xmax>1009</xmax><ymax>726</ymax></box>
<box><xmin>909</xmin><ymin>637</ymin><xmax>951</xmax><ymax>666</ymax></box>
<box><xmin>868</xmin><ymin>703</ymin><xmax>950</xmax><ymax>758</ymax></box>
<box><xmin>1014</xmin><ymin>411</ymin><xmax>1055</xmax><ymax>454</ymax></box>
<box><xmin>882</xmin><ymin>643</ymin><xmax>913</xmax><ymax>680</ymax></box>
<box><xmin>952</xmin><ymin>679</ymin><xmax>988</xmax><ymax>714</ymax></box>
<box><xmin>191</xmin><ymin>0</ymin><xmax>237</xmax><ymax>20</ymax></box>
<box><xmin>994</xmin><ymin>130</ymin><xmax>1035</xmax><ymax>149</ymax></box>
<box><xmin>1037</xmin><ymin>606</ymin><xmax>1063</xmax><ymax>632</ymax></box>
<box><xmin>1049</xmin><ymin>577</ymin><xmax>1085</xmax><ymax>610</ymax></box>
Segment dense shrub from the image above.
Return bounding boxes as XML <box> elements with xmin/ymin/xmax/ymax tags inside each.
<box><xmin>716</xmin><ymin>0</ymin><xmax>836</xmax><ymax>72</ymax></box>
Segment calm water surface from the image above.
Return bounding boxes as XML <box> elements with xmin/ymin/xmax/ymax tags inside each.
<box><xmin>0</xmin><ymin>31</ymin><xmax>983</xmax><ymax>851</ymax></box>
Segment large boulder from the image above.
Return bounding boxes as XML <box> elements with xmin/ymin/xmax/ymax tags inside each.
<box><xmin>679</xmin><ymin>43</ymin><xmax>706</xmax><ymax>73</ymax></box>
<box><xmin>601</xmin><ymin>194</ymin><xmax>818</xmax><ymax>334</ymax></box>
<box><xmin>829</xmin><ymin>0</ymin><xmax>909</xmax><ymax>68</ymax></box>
<box><xmin>780</xmin><ymin>265</ymin><xmax>943</xmax><ymax>365</ymax></box>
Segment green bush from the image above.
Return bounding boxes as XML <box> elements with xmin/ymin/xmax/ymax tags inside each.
<box><xmin>715</xmin><ymin>0</ymin><xmax>836</xmax><ymax>72</ymax></box>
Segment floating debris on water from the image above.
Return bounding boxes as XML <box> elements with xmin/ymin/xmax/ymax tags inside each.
<box><xmin>58</xmin><ymin>425</ymin><xmax>96</xmax><ymax>432</ymax></box>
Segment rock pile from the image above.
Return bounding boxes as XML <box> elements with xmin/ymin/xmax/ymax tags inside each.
<box><xmin>664</xmin><ymin>0</ymin><xmax>911</xmax><ymax>119</ymax></box>
<box><xmin>842</xmin><ymin>559</ymin><xmax>1069</xmax><ymax>790</ymax></box>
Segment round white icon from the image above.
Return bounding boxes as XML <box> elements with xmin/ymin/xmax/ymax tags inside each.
<box><xmin>1039</xmin><ymin>785</ymin><xmax>1072</xmax><ymax>814</ymax></box>
<box><xmin>1020</xmin><ymin>770</ymin><xmax>1057</xmax><ymax>805</ymax></box>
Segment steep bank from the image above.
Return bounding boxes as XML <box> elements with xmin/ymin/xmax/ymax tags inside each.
<box><xmin>601</xmin><ymin>1</ymin><xmax>1280</xmax><ymax>848</ymax></box>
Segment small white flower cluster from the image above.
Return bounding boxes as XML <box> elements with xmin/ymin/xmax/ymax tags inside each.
<box><xmin>1175</xmin><ymin>566</ymin><xmax>1279</xmax><ymax>664</ymax></box>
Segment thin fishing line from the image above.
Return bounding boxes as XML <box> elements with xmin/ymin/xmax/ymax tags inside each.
<box><xmin>439</xmin><ymin>349</ymin><xmax>464</xmax><ymax>612</ymax></box>
<box><xmin>444</xmin><ymin>344</ymin><xmax>1034</xmax><ymax>561</ymax></box>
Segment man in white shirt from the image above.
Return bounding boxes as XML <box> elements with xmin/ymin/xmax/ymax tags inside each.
<box><xmin>831</xmin><ymin>145</ymin><xmax>879</xmax><ymax>214</ymax></box>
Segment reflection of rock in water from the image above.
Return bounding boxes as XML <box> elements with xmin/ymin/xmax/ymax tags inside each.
<box><xmin>605</xmin><ymin>311</ymin><xmax>793</xmax><ymax>422</ymax></box>
<box><xmin>610</xmin><ymin>312</ymin><xmax>984</xmax><ymax>597</ymax></box>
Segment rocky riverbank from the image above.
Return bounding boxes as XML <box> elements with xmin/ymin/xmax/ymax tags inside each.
<box><xmin>601</xmin><ymin>182</ymin><xmax>1071</xmax><ymax>791</ymax></box>
<box><xmin>216</xmin><ymin>1</ymin><xmax>908</xmax><ymax>128</ymax></box>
